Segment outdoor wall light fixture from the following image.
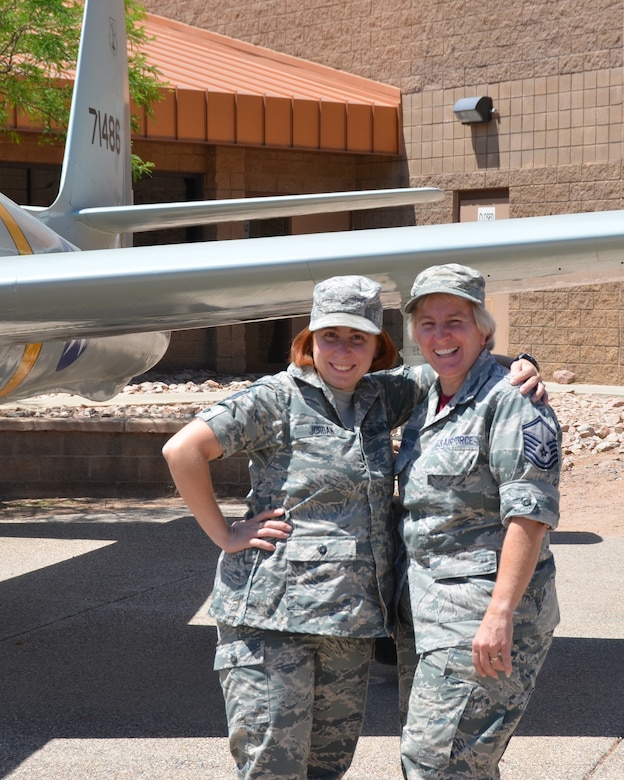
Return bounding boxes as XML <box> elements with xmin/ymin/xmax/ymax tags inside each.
<box><xmin>453</xmin><ymin>96</ymin><xmax>494</xmax><ymax>124</ymax></box>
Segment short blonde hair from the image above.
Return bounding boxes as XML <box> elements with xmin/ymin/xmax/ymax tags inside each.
<box><xmin>408</xmin><ymin>293</ymin><xmax>496</xmax><ymax>351</ymax></box>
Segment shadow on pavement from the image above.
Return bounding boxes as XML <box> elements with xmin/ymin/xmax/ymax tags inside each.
<box><xmin>550</xmin><ymin>531</ymin><xmax>603</xmax><ymax>544</ymax></box>
<box><xmin>517</xmin><ymin>635</ymin><xmax>624</xmax><ymax>738</ymax></box>
<box><xmin>0</xmin><ymin>511</ymin><xmax>622</xmax><ymax>777</ymax></box>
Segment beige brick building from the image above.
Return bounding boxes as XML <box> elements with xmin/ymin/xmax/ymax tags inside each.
<box><xmin>142</xmin><ymin>0</ymin><xmax>624</xmax><ymax>385</ymax></box>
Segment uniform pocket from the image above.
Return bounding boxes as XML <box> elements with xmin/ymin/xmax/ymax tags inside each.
<box><xmin>426</xmin><ymin>445</ymin><xmax>480</xmax><ymax>491</ymax></box>
<box><xmin>214</xmin><ymin>629</ymin><xmax>270</xmax><ymax>727</ymax></box>
<box><xmin>285</xmin><ymin>536</ymin><xmax>357</xmax><ymax>616</ymax></box>
<box><xmin>213</xmin><ymin>636</ymin><xmax>264</xmax><ymax>671</ymax></box>
<box><xmin>286</xmin><ymin>536</ymin><xmax>356</xmax><ymax>563</ymax></box>
<box><xmin>429</xmin><ymin>548</ymin><xmax>498</xmax><ymax>580</ymax></box>
<box><xmin>401</xmin><ymin>648</ymin><xmax>473</xmax><ymax>770</ymax></box>
<box><xmin>410</xmin><ymin>551</ymin><xmax>496</xmax><ymax>626</ymax></box>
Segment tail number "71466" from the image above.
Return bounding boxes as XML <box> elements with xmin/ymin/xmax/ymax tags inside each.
<box><xmin>89</xmin><ymin>107</ymin><xmax>121</xmax><ymax>154</ymax></box>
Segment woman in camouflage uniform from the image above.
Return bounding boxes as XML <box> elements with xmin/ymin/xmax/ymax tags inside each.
<box><xmin>163</xmin><ymin>275</ymin><xmax>432</xmax><ymax>779</ymax></box>
<box><xmin>395</xmin><ymin>264</ymin><xmax>561</xmax><ymax>779</ymax></box>
<box><xmin>163</xmin><ymin>274</ymin><xmax>543</xmax><ymax>780</ymax></box>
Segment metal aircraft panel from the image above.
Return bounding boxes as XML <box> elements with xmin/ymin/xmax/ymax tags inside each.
<box><xmin>72</xmin><ymin>188</ymin><xmax>445</xmax><ymax>233</ymax></box>
<box><xmin>1</xmin><ymin>207</ymin><xmax>624</xmax><ymax>345</ymax></box>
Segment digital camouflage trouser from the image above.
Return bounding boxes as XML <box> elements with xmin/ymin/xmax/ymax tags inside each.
<box><xmin>215</xmin><ymin>623</ymin><xmax>375</xmax><ymax>779</ymax></box>
<box><xmin>400</xmin><ymin>634</ymin><xmax>553</xmax><ymax>779</ymax></box>
<box><xmin>395</xmin><ymin>580</ymin><xmax>419</xmax><ymax>731</ymax></box>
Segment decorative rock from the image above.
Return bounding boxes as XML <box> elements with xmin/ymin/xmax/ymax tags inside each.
<box><xmin>2</xmin><ymin>369</ymin><xmax>624</xmax><ymax>470</ymax></box>
<box><xmin>553</xmin><ymin>370</ymin><xmax>576</xmax><ymax>384</ymax></box>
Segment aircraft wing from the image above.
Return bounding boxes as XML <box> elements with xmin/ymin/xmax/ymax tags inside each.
<box><xmin>2</xmin><ymin>207</ymin><xmax>624</xmax><ymax>346</ymax></box>
<box><xmin>60</xmin><ymin>188</ymin><xmax>445</xmax><ymax>234</ymax></box>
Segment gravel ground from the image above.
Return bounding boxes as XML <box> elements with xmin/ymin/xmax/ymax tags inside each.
<box><xmin>2</xmin><ymin>369</ymin><xmax>622</xmax><ymax>534</ymax></box>
<box><xmin>2</xmin><ymin>369</ymin><xmax>624</xmax><ymax>469</ymax></box>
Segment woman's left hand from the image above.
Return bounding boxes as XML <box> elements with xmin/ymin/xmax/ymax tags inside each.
<box><xmin>472</xmin><ymin>612</ymin><xmax>513</xmax><ymax>678</ymax></box>
<box><xmin>473</xmin><ymin>516</ymin><xmax>547</xmax><ymax>679</ymax></box>
<box><xmin>509</xmin><ymin>358</ymin><xmax>548</xmax><ymax>403</ymax></box>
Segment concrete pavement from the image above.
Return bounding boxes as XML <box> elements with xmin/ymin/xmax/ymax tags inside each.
<box><xmin>0</xmin><ymin>498</ymin><xmax>622</xmax><ymax>779</ymax></box>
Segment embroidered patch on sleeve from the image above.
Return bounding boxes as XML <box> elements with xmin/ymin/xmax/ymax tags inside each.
<box><xmin>522</xmin><ymin>417</ymin><xmax>559</xmax><ymax>470</ymax></box>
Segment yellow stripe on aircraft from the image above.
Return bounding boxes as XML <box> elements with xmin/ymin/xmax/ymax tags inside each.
<box><xmin>0</xmin><ymin>344</ymin><xmax>43</xmax><ymax>399</ymax></box>
<box><xmin>0</xmin><ymin>201</ymin><xmax>35</xmax><ymax>255</ymax></box>
<box><xmin>0</xmin><ymin>201</ymin><xmax>40</xmax><ymax>398</ymax></box>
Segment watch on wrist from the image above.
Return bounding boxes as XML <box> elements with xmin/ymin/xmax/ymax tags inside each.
<box><xmin>516</xmin><ymin>352</ymin><xmax>540</xmax><ymax>371</ymax></box>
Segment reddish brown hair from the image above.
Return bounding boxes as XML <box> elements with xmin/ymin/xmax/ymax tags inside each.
<box><xmin>289</xmin><ymin>327</ymin><xmax>398</xmax><ymax>372</ymax></box>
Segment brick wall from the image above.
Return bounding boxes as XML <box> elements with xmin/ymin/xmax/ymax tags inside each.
<box><xmin>142</xmin><ymin>0</ymin><xmax>624</xmax><ymax>385</ymax></box>
<box><xmin>143</xmin><ymin>1</ymin><xmax>622</xmax><ymax>95</ymax></box>
<box><xmin>0</xmin><ymin>419</ymin><xmax>250</xmax><ymax>499</ymax></box>
<box><xmin>508</xmin><ymin>282</ymin><xmax>624</xmax><ymax>385</ymax></box>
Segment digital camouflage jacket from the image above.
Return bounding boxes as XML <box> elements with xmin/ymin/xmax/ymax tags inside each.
<box><xmin>395</xmin><ymin>350</ymin><xmax>561</xmax><ymax>653</ymax></box>
<box><xmin>199</xmin><ymin>362</ymin><xmax>432</xmax><ymax>638</ymax></box>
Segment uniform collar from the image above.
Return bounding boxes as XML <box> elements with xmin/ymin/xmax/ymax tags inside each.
<box><xmin>430</xmin><ymin>349</ymin><xmax>499</xmax><ymax>416</ymax></box>
<box><xmin>287</xmin><ymin>362</ymin><xmax>380</xmax><ymax>415</ymax></box>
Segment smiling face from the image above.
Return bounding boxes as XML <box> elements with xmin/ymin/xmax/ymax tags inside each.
<box><xmin>312</xmin><ymin>326</ymin><xmax>378</xmax><ymax>392</ymax></box>
<box><xmin>412</xmin><ymin>293</ymin><xmax>486</xmax><ymax>395</ymax></box>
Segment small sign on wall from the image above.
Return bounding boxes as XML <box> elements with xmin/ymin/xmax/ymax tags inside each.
<box><xmin>478</xmin><ymin>206</ymin><xmax>496</xmax><ymax>221</ymax></box>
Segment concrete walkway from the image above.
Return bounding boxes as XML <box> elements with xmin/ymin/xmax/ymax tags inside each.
<box><xmin>0</xmin><ymin>498</ymin><xmax>622</xmax><ymax>779</ymax></box>
<box><xmin>1</xmin><ymin>378</ymin><xmax>623</xmax><ymax>777</ymax></box>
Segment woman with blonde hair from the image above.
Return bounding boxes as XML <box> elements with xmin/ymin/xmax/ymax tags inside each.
<box><xmin>396</xmin><ymin>263</ymin><xmax>560</xmax><ymax>779</ymax></box>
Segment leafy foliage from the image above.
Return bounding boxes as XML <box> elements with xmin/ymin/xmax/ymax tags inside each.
<box><xmin>0</xmin><ymin>0</ymin><xmax>163</xmax><ymax>178</ymax></box>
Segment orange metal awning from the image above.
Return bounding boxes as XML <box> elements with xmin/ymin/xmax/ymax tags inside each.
<box><xmin>136</xmin><ymin>13</ymin><xmax>403</xmax><ymax>155</ymax></box>
<box><xmin>9</xmin><ymin>12</ymin><xmax>403</xmax><ymax>156</ymax></box>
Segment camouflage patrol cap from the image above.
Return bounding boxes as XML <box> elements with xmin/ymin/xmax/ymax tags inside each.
<box><xmin>404</xmin><ymin>263</ymin><xmax>486</xmax><ymax>313</ymax></box>
<box><xmin>309</xmin><ymin>275</ymin><xmax>383</xmax><ymax>334</ymax></box>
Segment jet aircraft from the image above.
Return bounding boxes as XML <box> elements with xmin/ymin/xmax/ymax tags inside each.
<box><xmin>2</xmin><ymin>0</ymin><xmax>624</xmax><ymax>404</ymax></box>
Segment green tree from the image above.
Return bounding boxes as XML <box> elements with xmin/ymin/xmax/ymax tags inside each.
<box><xmin>0</xmin><ymin>0</ymin><xmax>163</xmax><ymax>179</ymax></box>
